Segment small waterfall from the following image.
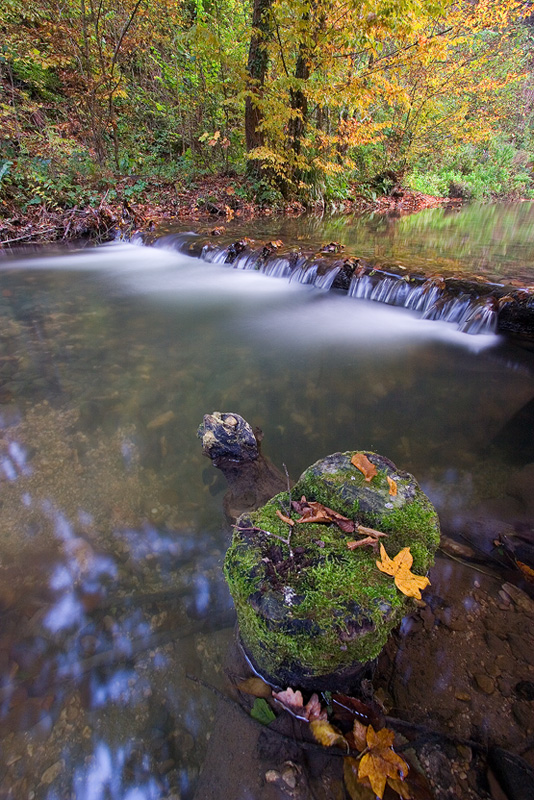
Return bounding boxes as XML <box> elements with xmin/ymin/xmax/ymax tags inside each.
<box><xmin>290</xmin><ymin>264</ymin><xmax>318</xmax><ymax>284</ymax></box>
<box><xmin>261</xmin><ymin>257</ymin><xmax>293</xmax><ymax>278</ymax></box>
<box><xmin>314</xmin><ymin>266</ymin><xmax>341</xmax><ymax>290</ymax></box>
<box><xmin>152</xmin><ymin>234</ymin><xmax>502</xmax><ymax>337</ymax></box>
<box><xmin>457</xmin><ymin>300</ymin><xmax>498</xmax><ymax>334</ymax></box>
<box><xmin>371</xmin><ymin>276</ymin><xmax>410</xmax><ymax>306</ymax></box>
<box><xmin>348</xmin><ymin>272</ymin><xmax>497</xmax><ymax>335</ymax></box>
<box><xmin>348</xmin><ymin>274</ymin><xmax>374</xmax><ymax>299</ymax></box>
<box><xmin>201</xmin><ymin>244</ymin><xmax>229</xmax><ymax>264</ymax></box>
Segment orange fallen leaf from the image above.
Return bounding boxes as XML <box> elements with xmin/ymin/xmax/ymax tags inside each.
<box><xmin>376</xmin><ymin>544</ymin><xmax>430</xmax><ymax>600</ymax></box>
<box><xmin>387</xmin><ymin>476</ymin><xmax>397</xmax><ymax>496</ymax></box>
<box><xmin>358</xmin><ymin>725</ymin><xmax>409</xmax><ymax>799</ymax></box>
<box><xmin>351</xmin><ymin>453</ymin><xmax>378</xmax><ymax>482</ymax></box>
<box><xmin>276</xmin><ymin>509</ymin><xmax>294</xmax><ymax>526</ymax></box>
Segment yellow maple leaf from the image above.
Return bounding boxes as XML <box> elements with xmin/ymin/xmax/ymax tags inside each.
<box><xmin>376</xmin><ymin>544</ymin><xmax>430</xmax><ymax>600</ymax></box>
<box><xmin>358</xmin><ymin>725</ymin><xmax>409</xmax><ymax>799</ymax></box>
<box><xmin>387</xmin><ymin>476</ymin><xmax>397</xmax><ymax>496</ymax></box>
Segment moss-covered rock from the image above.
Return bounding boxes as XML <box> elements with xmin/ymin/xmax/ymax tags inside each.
<box><xmin>224</xmin><ymin>450</ymin><xmax>440</xmax><ymax>690</ymax></box>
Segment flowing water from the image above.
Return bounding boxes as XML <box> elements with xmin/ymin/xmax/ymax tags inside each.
<box><xmin>1</xmin><ymin>205</ymin><xmax>534</xmax><ymax>799</ymax></box>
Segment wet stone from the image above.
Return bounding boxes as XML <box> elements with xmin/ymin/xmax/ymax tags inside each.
<box><xmin>40</xmin><ymin>760</ymin><xmax>64</xmax><ymax>786</ymax></box>
<box><xmin>474</xmin><ymin>673</ymin><xmax>495</xmax><ymax>694</ymax></box>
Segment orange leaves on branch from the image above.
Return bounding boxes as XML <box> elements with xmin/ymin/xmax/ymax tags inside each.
<box><xmin>351</xmin><ymin>453</ymin><xmax>378</xmax><ymax>482</ymax></box>
<box><xmin>376</xmin><ymin>544</ymin><xmax>430</xmax><ymax>600</ymax></box>
<box><xmin>358</xmin><ymin>726</ymin><xmax>409</xmax><ymax>800</ymax></box>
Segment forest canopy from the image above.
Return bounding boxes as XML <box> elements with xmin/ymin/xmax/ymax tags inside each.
<box><xmin>1</xmin><ymin>0</ymin><xmax>533</xmax><ymax>209</ymax></box>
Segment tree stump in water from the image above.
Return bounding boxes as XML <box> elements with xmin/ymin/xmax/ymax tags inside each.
<box><xmin>199</xmin><ymin>413</ymin><xmax>440</xmax><ymax>691</ymax></box>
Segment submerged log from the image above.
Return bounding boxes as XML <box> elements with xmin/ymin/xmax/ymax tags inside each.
<box><xmin>198</xmin><ymin>412</ymin><xmax>288</xmax><ymax>523</ymax></box>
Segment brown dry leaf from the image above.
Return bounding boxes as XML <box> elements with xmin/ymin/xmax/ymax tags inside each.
<box><xmin>387</xmin><ymin>476</ymin><xmax>398</xmax><ymax>496</ymax></box>
<box><xmin>351</xmin><ymin>454</ymin><xmax>378</xmax><ymax>482</ymax></box>
<box><xmin>292</xmin><ymin>498</ymin><xmax>355</xmax><ymax>533</ymax></box>
<box><xmin>310</xmin><ymin>719</ymin><xmax>349</xmax><ymax>750</ymax></box>
<box><xmin>357</xmin><ymin>525</ymin><xmax>388</xmax><ymax>539</ymax></box>
<box><xmin>331</xmin><ymin>693</ymin><xmax>383</xmax><ymax>730</ymax></box>
<box><xmin>352</xmin><ymin>719</ymin><xmax>368</xmax><ymax>752</ymax></box>
<box><xmin>358</xmin><ymin>725</ymin><xmax>409</xmax><ymax>799</ymax></box>
<box><xmin>347</xmin><ymin>537</ymin><xmax>379</xmax><ymax>550</ymax></box>
<box><xmin>273</xmin><ymin>688</ymin><xmax>327</xmax><ymax>721</ymax></box>
<box><xmin>276</xmin><ymin>509</ymin><xmax>294</xmax><ymax>526</ymax></box>
<box><xmin>273</xmin><ymin>686</ymin><xmax>303</xmax><ymax>712</ymax></box>
<box><xmin>305</xmin><ymin>693</ymin><xmax>328</xmax><ymax>722</ymax></box>
<box><xmin>236</xmin><ymin>677</ymin><xmax>272</xmax><ymax>698</ymax></box>
<box><xmin>376</xmin><ymin>544</ymin><xmax>430</xmax><ymax>600</ymax></box>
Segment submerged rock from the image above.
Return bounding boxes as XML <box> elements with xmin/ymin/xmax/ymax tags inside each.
<box><xmin>224</xmin><ymin>450</ymin><xmax>440</xmax><ymax>690</ymax></box>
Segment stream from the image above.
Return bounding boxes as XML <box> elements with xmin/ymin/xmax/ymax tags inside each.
<box><xmin>1</xmin><ymin>203</ymin><xmax>534</xmax><ymax>800</ymax></box>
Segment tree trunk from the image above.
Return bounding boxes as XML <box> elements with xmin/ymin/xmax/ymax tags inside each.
<box><xmin>288</xmin><ymin>48</ymin><xmax>310</xmax><ymax>159</ymax></box>
<box><xmin>245</xmin><ymin>0</ymin><xmax>273</xmax><ymax>176</ymax></box>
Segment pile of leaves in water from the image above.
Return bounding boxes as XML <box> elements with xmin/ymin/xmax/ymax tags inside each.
<box><xmin>236</xmin><ymin>677</ymin><xmax>433</xmax><ymax>800</ymax></box>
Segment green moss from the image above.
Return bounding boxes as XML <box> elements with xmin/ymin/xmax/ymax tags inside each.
<box><xmin>224</xmin><ymin>451</ymin><xmax>440</xmax><ymax>681</ymax></box>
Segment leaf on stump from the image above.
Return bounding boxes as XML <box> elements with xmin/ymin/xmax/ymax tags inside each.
<box><xmin>347</xmin><ymin>536</ymin><xmax>379</xmax><ymax>551</ymax></box>
<box><xmin>292</xmin><ymin>498</ymin><xmax>356</xmax><ymax>533</ymax></box>
<box><xmin>310</xmin><ymin>719</ymin><xmax>349</xmax><ymax>750</ymax></box>
<box><xmin>376</xmin><ymin>544</ymin><xmax>430</xmax><ymax>600</ymax></box>
<box><xmin>358</xmin><ymin>725</ymin><xmax>409</xmax><ymax>800</ymax></box>
<box><xmin>250</xmin><ymin>697</ymin><xmax>276</xmax><ymax>725</ymax></box>
<box><xmin>387</xmin><ymin>476</ymin><xmax>398</xmax><ymax>496</ymax></box>
<box><xmin>351</xmin><ymin>453</ymin><xmax>378</xmax><ymax>482</ymax></box>
<box><xmin>276</xmin><ymin>509</ymin><xmax>295</xmax><ymax>526</ymax></box>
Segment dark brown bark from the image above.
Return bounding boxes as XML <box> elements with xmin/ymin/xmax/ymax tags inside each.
<box><xmin>288</xmin><ymin>48</ymin><xmax>310</xmax><ymax>158</ymax></box>
<box><xmin>245</xmin><ymin>0</ymin><xmax>273</xmax><ymax>175</ymax></box>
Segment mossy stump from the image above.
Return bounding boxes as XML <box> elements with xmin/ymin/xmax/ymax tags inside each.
<box><xmin>224</xmin><ymin>451</ymin><xmax>440</xmax><ymax>691</ymax></box>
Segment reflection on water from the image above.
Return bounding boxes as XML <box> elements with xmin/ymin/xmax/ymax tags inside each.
<box><xmin>1</xmin><ymin>239</ymin><xmax>534</xmax><ymax>798</ymax></box>
<box><xmin>154</xmin><ymin>200</ymin><xmax>534</xmax><ymax>284</ymax></box>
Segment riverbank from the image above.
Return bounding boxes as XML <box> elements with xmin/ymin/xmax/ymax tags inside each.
<box><xmin>0</xmin><ymin>175</ymin><xmax>452</xmax><ymax>248</ymax></box>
